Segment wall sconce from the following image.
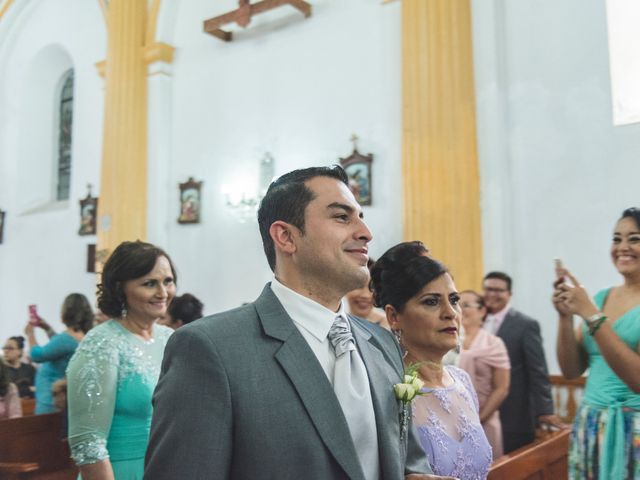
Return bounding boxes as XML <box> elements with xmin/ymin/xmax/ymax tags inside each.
<box><xmin>222</xmin><ymin>153</ymin><xmax>275</xmax><ymax>222</ymax></box>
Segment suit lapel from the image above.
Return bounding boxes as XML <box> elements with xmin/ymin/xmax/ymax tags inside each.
<box><xmin>496</xmin><ymin>309</ymin><xmax>515</xmax><ymax>338</ymax></box>
<box><xmin>351</xmin><ymin>320</ymin><xmax>403</xmax><ymax>479</ymax></box>
<box><xmin>254</xmin><ymin>286</ymin><xmax>365</xmax><ymax>480</ymax></box>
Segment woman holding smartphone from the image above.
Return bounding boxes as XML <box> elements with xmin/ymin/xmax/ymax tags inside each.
<box><xmin>553</xmin><ymin>207</ymin><xmax>640</xmax><ymax>480</ymax></box>
<box><xmin>25</xmin><ymin>294</ymin><xmax>93</xmax><ymax>414</ymax></box>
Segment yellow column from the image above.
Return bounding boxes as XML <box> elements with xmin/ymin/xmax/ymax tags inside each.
<box><xmin>97</xmin><ymin>0</ymin><xmax>148</xmax><ymax>259</ymax></box>
<box><xmin>0</xmin><ymin>0</ymin><xmax>14</xmax><ymax>22</ymax></box>
<box><xmin>402</xmin><ymin>0</ymin><xmax>483</xmax><ymax>290</ymax></box>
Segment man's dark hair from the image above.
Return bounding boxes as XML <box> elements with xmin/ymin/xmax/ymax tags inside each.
<box><xmin>370</xmin><ymin>241</ymin><xmax>448</xmax><ymax>311</ymax></box>
<box><xmin>621</xmin><ymin>207</ymin><xmax>640</xmax><ymax>230</ymax></box>
<box><xmin>168</xmin><ymin>293</ymin><xmax>204</xmax><ymax>326</ymax></box>
<box><xmin>483</xmin><ymin>271</ymin><xmax>512</xmax><ymax>292</ymax></box>
<box><xmin>257</xmin><ymin>165</ymin><xmax>349</xmax><ymax>271</ymax></box>
<box><xmin>97</xmin><ymin>241</ymin><xmax>177</xmax><ymax>318</ymax></box>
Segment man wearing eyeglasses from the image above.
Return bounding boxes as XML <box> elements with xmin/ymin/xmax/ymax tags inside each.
<box><xmin>482</xmin><ymin>271</ymin><xmax>565</xmax><ymax>454</ymax></box>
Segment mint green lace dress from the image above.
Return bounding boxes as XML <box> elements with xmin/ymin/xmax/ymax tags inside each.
<box><xmin>66</xmin><ymin>320</ymin><xmax>173</xmax><ymax>479</ymax></box>
<box><xmin>569</xmin><ymin>288</ymin><xmax>640</xmax><ymax>480</ymax></box>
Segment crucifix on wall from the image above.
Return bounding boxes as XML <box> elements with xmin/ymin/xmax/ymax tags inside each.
<box><xmin>203</xmin><ymin>0</ymin><xmax>312</xmax><ymax>41</ymax></box>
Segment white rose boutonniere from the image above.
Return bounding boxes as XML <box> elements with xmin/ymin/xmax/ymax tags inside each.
<box><xmin>394</xmin><ymin>363</ymin><xmax>426</xmax><ymax>442</ymax></box>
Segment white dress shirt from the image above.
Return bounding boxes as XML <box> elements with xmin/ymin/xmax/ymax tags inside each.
<box><xmin>270</xmin><ymin>278</ymin><xmax>380</xmax><ymax>480</ymax></box>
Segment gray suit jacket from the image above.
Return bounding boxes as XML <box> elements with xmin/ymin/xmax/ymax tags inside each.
<box><xmin>496</xmin><ymin>308</ymin><xmax>554</xmax><ymax>434</ymax></box>
<box><xmin>144</xmin><ymin>284</ymin><xmax>430</xmax><ymax>479</ymax></box>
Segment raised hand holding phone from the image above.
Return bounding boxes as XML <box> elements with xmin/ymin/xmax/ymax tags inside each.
<box><xmin>28</xmin><ymin>304</ymin><xmax>41</xmax><ymax>326</ymax></box>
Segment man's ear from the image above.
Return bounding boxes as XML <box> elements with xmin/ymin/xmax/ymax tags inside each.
<box><xmin>384</xmin><ymin>304</ymin><xmax>401</xmax><ymax>330</ymax></box>
<box><xmin>269</xmin><ymin>221</ymin><xmax>298</xmax><ymax>256</ymax></box>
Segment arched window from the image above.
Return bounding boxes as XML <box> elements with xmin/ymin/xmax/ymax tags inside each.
<box><xmin>56</xmin><ymin>69</ymin><xmax>74</xmax><ymax>201</ymax></box>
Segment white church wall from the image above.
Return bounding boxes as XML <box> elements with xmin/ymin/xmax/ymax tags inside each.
<box><xmin>0</xmin><ymin>0</ymin><xmax>105</xmax><ymax>342</ymax></box>
<box><xmin>154</xmin><ymin>0</ymin><xmax>403</xmax><ymax>313</ymax></box>
<box><xmin>3</xmin><ymin>0</ymin><xmax>635</xmax><ymax>378</ymax></box>
<box><xmin>472</xmin><ymin>0</ymin><xmax>640</xmax><ymax>373</ymax></box>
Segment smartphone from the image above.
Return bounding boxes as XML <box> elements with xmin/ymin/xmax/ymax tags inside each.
<box><xmin>28</xmin><ymin>304</ymin><xmax>40</xmax><ymax>326</ymax></box>
<box><xmin>554</xmin><ymin>258</ymin><xmax>564</xmax><ymax>279</ymax></box>
<box><xmin>554</xmin><ymin>258</ymin><xmax>573</xmax><ymax>286</ymax></box>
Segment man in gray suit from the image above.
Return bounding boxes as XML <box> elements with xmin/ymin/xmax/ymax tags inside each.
<box><xmin>482</xmin><ymin>271</ymin><xmax>565</xmax><ymax>454</ymax></box>
<box><xmin>145</xmin><ymin>166</ymin><xmax>446</xmax><ymax>479</ymax></box>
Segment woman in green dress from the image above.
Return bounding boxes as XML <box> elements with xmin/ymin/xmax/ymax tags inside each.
<box><xmin>554</xmin><ymin>207</ymin><xmax>640</xmax><ymax>480</ymax></box>
<box><xmin>67</xmin><ymin>241</ymin><xmax>177</xmax><ymax>480</ymax></box>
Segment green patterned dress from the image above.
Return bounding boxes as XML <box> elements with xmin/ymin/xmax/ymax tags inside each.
<box><xmin>569</xmin><ymin>288</ymin><xmax>640</xmax><ymax>479</ymax></box>
<box><xmin>67</xmin><ymin>320</ymin><xmax>172</xmax><ymax>479</ymax></box>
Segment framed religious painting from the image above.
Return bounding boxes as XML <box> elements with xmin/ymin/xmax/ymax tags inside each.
<box><xmin>339</xmin><ymin>135</ymin><xmax>373</xmax><ymax>206</ymax></box>
<box><xmin>0</xmin><ymin>209</ymin><xmax>5</xmax><ymax>244</ymax></box>
<box><xmin>178</xmin><ymin>177</ymin><xmax>203</xmax><ymax>224</ymax></box>
<box><xmin>78</xmin><ymin>186</ymin><xmax>98</xmax><ymax>236</ymax></box>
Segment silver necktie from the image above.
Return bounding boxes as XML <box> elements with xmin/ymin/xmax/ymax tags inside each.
<box><xmin>328</xmin><ymin>315</ymin><xmax>380</xmax><ymax>480</ymax></box>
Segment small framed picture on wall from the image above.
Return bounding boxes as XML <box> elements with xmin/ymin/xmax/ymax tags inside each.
<box><xmin>79</xmin><ymin>185</ymin><xmax>98</xmax><ymax>236</ymax></box>
<box><xmin>178</xmin><ymin>177</ymin><xmax>203</xmax><ymax>224</ymax></box>
<box><xmin>340</xmin><ymin>135</ymin><xmax>373</xmax><ymax>206</ymax></box>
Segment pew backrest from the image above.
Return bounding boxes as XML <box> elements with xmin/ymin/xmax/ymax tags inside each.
<box><xmin>0</xmin><ymin>413</ymin><xmax>73</xmax><ymax>473</ymax></box>
<box><xmin>488</xmin><ymin>429</ymin><xmax>570</xmax><ymax>480</ymax></box>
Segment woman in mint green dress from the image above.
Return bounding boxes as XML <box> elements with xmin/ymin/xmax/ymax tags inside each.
<box><xmin>67</xmin><ymin>241</ymin><xmax>177</xmax><ymax>480</ymax></box>
<box><xmin>553</xmin><ymin>207</ymin><xmax>640</xmax><ymax>480</ymax></box>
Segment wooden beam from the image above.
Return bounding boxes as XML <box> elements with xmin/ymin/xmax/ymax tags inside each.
<box><xmin>204</xmin><ymin>0</ymin><xmax>311</xmax><ymax>41</ymax></box>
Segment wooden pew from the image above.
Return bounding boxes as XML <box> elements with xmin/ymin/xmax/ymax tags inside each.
<box><xmin>488</xmin><ymin>429</ymin><xmax>570</xmax><ymax>480</ymax></box>
<box><xmin>0</xmin><ymin>413</ymin><xmax>77</xmax><ymax>479</ymax></box>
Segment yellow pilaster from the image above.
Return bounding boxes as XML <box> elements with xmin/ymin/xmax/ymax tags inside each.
<box><xmin>402</xmin><ymin>0</ymin><xmax>483</xmax><ymax>290</ymax></box>
<box><xmin>0</xmin><ymin>0</ymin><xmax>15</xmax><ymax>21</ymax></box>
<box><xmin>98</xmin><ymin>0</ymin><xmax>148</xmax><ymax>257</ymax></box>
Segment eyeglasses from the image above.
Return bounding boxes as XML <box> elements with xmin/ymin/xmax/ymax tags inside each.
<box><xmin>483</xmin><ymin>287</ymin><xmax>509</xmax><ymax>294</ymax></box>
<box><xmin>2</xmin><ymin>347</ymin><xmax>17</xmax><ymax>351</ymax></box>
<box><xmin>460</xmin><ymin>303</ymin><xmax>482</xmax><ymax>309</ymax></box>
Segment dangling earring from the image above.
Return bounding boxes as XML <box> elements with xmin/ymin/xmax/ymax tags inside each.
<box><xmin>454</xmin><ymin>340</ymin><xmax>461</xmax><ymax>355</ymax></box>
<box><xmin>392</xmin><ymin>329</ymin><xmax>407</xmax><ymax>359</ymax></box>
<box><xmin>121</xmin><ymin>302</ymin><xmax>128</xmax><ymax>320</ymax></box>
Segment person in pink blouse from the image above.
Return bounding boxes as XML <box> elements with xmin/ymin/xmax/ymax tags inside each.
<box><xmin>458</xmin><ymin>290</ymin><xmax>511</xmax><ymax>458</ymax></box>
<box><xmin>0</xmin><ymin>360</ymin><xmax>22</xmax><ymax>419</ymax></box>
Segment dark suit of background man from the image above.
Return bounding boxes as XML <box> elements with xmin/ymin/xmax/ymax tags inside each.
<box><xmin>144</xmin><ymin>166</ymin><xmax>445</xmax><ymax>479</ymax></box>
<box><xmin>482</xmin><ymin>271</ymin><xmax>565</xmax><ymax>454</ymax></box>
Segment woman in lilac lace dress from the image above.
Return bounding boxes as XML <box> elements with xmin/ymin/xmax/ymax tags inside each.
<box><xmin>370</xmin><ymin>241</ymin><xmax>492</xmax><ymax>479</ymax></box>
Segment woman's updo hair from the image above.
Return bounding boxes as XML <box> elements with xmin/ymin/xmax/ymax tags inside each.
<box><xmin>370</xmin><ymin>241</ymin><xmax>448</xmax><ymax>312</ymax></box>
<box><xmin>8</xmin><ymin>336</ymin><xmax>25</xmax><ymax>350</ymax></box>
<box><xmin>61</xmin><ymin>293</ymin><xmax>94</xmax><ymax>334</ymax></box>
<box><xmin>97</xmin><ymin>241</ymin><xmax>177</xmax><ymax>318</ymax></box>
<box><xmin>621</xmin><ymin>207</ymin><xmax>640</xmax><ymax>229</ymax></box>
